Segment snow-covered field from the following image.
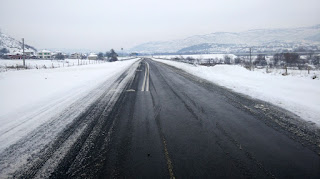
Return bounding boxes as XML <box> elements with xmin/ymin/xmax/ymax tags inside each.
<box><xmin>0</xmin><ymin>57</ymin><xmax>135</xmax><ymax>72</ymax></box>
<box><xmin>0</xmin><ymin>58</ymin><xmax>140</xmax><ymax>152</ymax></box>
<box><xmin>254</xmin><ymin>66</ymin><xmax>319</xmax><ymax>78</ymax></box>
<box><xmin>0</xmin><ymin>59</ymin><xmax>106</xmax><ymax>71</ymax></box>
<box><xmin>153</xmin><ymin>58</ymin><xmax>320</xmax><ymax>126</ymax></box>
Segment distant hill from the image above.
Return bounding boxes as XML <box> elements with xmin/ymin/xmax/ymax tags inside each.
<box><xmin>130</xmin><ymin>24</ymin><xmax>320</xmax><ymax>54</ymax></box>
<box><xmin>0</xmin><ymin>30</ymin><xmax>37</xmax><ymax>53</ymax></box>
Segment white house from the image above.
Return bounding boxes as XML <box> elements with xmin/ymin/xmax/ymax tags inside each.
<box><xmin>22</xmin><ymin>49</ymin><xmax>35</xmax><ymax>56</ymax></box>
<box><xmin>37</xmin><ymin>50</ymin><xmax>52</xmax><ymax>59</ymax></box>
<box><xmin>70</xmin><ymin>53</ymin><xmax>81</xmax><ymax>59</ymax></box>
<box><xmin>88</xmin><ymin>53</ymin><xmax>97</xmax><ymax>60</ymax></box>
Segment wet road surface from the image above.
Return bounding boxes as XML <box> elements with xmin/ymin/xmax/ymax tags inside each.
<box><xmin>7</xmin><ymin>58</ymin><xmax>320</xmax><ymax>178</ymax></box>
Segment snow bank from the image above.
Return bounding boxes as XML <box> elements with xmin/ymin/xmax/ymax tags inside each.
<box><xmin>153</xmin><ymin>58</ymin><xmax>320</xmax><ymax>125</ymax></box>
<box><xmin>0</xmin><ymin>58</ymin><xmax>140</xmax><ymax>151</ymax></box>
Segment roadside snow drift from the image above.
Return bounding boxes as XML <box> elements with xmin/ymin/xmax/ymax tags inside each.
<box><xmin>153</xmin><ymin>58</ymin><xmax>320</xmax><ymax>126</ymax></box>
<box><xmin>0</xmin><ymin>58</ymin><xmax>140</xmax><ymax>152</ymax></box>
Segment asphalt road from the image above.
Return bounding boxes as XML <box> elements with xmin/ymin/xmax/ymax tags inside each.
<box><xmin>10</xmin><ymin>58</ymin><xmax>320</xmax><ymax>178</ymax></box>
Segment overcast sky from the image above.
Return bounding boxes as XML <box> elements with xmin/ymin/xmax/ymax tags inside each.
<box><xmin>0</xmin><ymin>0</ymin><xmax>319</xmax><ymax>52</ymax></box>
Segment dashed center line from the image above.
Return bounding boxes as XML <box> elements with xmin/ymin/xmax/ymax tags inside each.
<box><xmin>126</xmin><ymin>89</ymin><xmax>135</xmax><ymax>92</ymax></box>
<box><xmin>146</xmin><ymin>62</ymin><xmax>150</xmax><ymax>92</ymax></box>
<box><xmin>141</xmin><ymin>61</ymin><xmax>150</xmax><ymax>92</ymax></box>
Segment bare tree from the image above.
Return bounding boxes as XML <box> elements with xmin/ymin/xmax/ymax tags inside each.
<box><xmin>234</xmin><ymin>57</ymin><xmax>241</xmax><ymax>64</ymax></box>
<box><xmin>98</xmin><ymin>52</ymin><xmax>104</xmax><ymax>60</ymax></box>
<box><xmin>186</xmin><ymin>57</ymin><xmax>195</xmax><ymax>64</ymax></box>
<box><xmin>224</xmin><ymin>55</ymin><xmax>231</xmax><ymax>64</ymax></box>
<box><xmin>273</xmin><ymin>53</ymin><xmax>284</xmax><ymax>67</ymax></box>
<box><xmin>307</xmin><ymin>51</ymin><xmax>314</xmax><ymax>63</ymax></box>
<box><xmin>312</xmin><ymin>55</ymin><xmax>319</xmax><ymax>65</ymax></box>
<box><xmin>107</xmin><ymin>49</ymin><xmax>118</xmax><ymax>62</ymax></box>
<box><xmin>55</xmin><ymin>53</ymin><xmax>65</xmax><ymax>60</ymax></box>
<box><xmin>254</xmin><ymin>54</ymin><xmax>267</xmax><ymax>66</ymax></box>
<box><xmin>283</xmin><ymin>52</ymin><xmax>300</xmax><ymax>66</ymax></box>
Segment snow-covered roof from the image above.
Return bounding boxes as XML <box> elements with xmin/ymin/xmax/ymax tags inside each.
<box><xmin>88</xmin><ymin>54</ymin><xmax>97</xmax><ymax>57</ymax></box>
<box><xmin>7</xmin><ymin>52</ymin><xmax>22</xmax><ymax>55</ymax></box>
<box><xmin>38</xmin><ymin>50</ymin><xmax>51</xmax><ymax>53</ymax></box>
<box><xmin>18</xmin><ymin>49</ymin><xmax>34</xmax><ymax>53</ymax></box>
<box><xmin>7</xmin><ymin>49</ymin><xmax>35</xmax><ymax>54</ymax></box>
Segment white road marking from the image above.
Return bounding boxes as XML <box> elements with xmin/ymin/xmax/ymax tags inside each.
<box><xmin>146</xmin><ymin>62</ymin><xmax>150</xmax><ymax>92</ymax></box>
<box><xmin>141</xmin><ymin>61</ymin><xmax>150</xmax><ymax>92</ymax></box>
<box><xmin>141</xmin><ymin>62</ymin><xmax>147</xmax><ymax>91</ymax></box>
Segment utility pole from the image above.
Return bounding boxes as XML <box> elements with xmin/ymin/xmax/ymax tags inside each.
<box><xmin>22</xmin><ymin>38</ymin><xmax>25</xmax><ymax>68</ymax></box>
<box><xmin>249</xmin><ymin>47</ymin><xmax>252</xmax><ymax>71</ymax></box>
<box><xmin>121</xmin><ymin>47</ymin><xmax>123</xmax><ymax>58</ymax></box>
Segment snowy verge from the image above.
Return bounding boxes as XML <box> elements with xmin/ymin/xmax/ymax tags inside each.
<box><xmin>0</xmin><ymin>58</ymin><xmax>140</xmax><ymax>152</ymax></box>
<box><xmin>152</xmin><ymin>58</ymin><xmax>320</xmax><ymax>126</ymax></box>
<box><xmin>0</xmin><ymin>59</ymin><xmax>107</xmax><ymax>72</ymax></box>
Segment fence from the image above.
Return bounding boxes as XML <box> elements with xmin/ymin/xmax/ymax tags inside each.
<box><xmin>0</xmin><ymin>59</ymin><xmax>106</xmax><ymax>72</ymax></box>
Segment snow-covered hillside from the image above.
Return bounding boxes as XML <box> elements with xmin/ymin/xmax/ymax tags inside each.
<box><xmin>0</xmin><ymin>30</ymin><xmax>37</xmax><ymax>53</ymax></box>
<box><xmin>131</xmin><ymin>25</ymin><xmax>320</xmax><ymax>53</ymax></box>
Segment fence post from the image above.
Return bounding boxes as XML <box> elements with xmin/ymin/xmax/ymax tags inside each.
<box><xmin>285</xmin><ymin>65</ymin><xmax>288</xmax><ymax>75</ymax></box>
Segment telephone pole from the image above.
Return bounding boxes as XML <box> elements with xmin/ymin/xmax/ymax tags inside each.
<box><xmin>249</xmin><ymin>47</ymin><xmax>252</xmax><ymax>71</ymax></box>
<box><xmin>22</xmin><ymin>38</ymin><xmax>25</xmax><ymax>68</ymax></box>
